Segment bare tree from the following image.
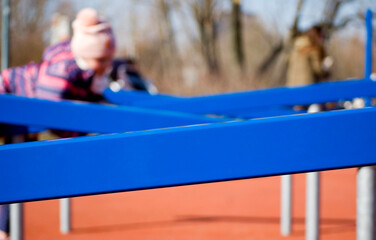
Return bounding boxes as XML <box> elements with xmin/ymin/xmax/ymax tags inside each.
<box><xmin>256</xmin><ymin>0</ymin><xmax>304</xmax><ymax>78</ymax></box>
<box><xmin>155</xmin><ymin>0</ymin><xmax>181</xmax><ymax>78</ymax></box>
<box><xmin>256</xmin><ymin>0</ymin><xmax>358</xmax><ymax>86</ymax></box>
<box><xmin>190</xmin><ymin>0</ymin><xmax>221</xmax><ymax>75</ymax></box>
<box><xmin>231</xmin><ymin>0</ymin><xmax>244</xmax><ymax>71</ymax></box>
<box><xmin>54</xmin><ymin>0</ymin><xmax>75</xmax><ymax>19</ymax></box>
<box><xmin>8</xmin><ymin>0</ymin><xmax>49</xmax><ymax>66</ymax></box>
<box><xmin>157</xmin><ymin>0</ymin><xmax>179</xmax><ymax>58</ymax></box>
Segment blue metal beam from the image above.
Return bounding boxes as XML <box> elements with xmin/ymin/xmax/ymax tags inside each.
<box><xmin>105</xmin><ymin>10</ymin><xmax>375</xmax><ymax>116</ymax></box>
<box><xmin>222</xmin><ymin>106</ymin><xmax>304</xmax><ymax>119</ymax></box>
<box><xmin>365</xmin><ymin>9</ymin><xmax>373</xmax><ymax>79</ymax></box>
<box><xmin>0</xmin><ymin>94</ymin><xmax>226</xmax><ymax>134</ymax></box>
<box><xmin>1</xmin><ymin>107</ymin><xmax>376</xmax><ymax>204</ymax></box>
<box><xmin>104</xmin><ymin>79</ymin><xmax>376</xmax><ymax>116</ymax></box>
<box><xmin>4</xmin><ymin>78</ymin><xmax>373</xmax><ymax>135</ymax></box>
<box><xmin>103</xmin><ymin>89</ymin><xmax>180</xmax><ymax>106</ymax></box>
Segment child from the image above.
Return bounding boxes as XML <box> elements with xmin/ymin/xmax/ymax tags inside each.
<box><xmin>0</xmin><ymin>8</ymin><xmax>117</xmax><ymax>239</ymax></box>
<box><xmin>0</xmin><ymin>8</ymin><xmax>115</xmax><ymax>101</ymax></box>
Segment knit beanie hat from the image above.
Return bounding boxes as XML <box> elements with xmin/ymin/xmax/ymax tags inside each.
<box><xmin>71</xmin><ymin>8</ymin><xmax>115</xmax><ymax>59</ymax></box>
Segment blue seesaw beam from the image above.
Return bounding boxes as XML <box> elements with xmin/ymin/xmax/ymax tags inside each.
<box><xmin>105</xmin><ymin>9</ymin><xmax>375</xmax><ymax>118</ymax></box>
<box><xmin>103</xmin><ymin>89</ymin><xmax>181</xmax><ymax>105</ymax></box>
<box><xmin>0</xmin><ymin>94</ymin><xmax>227</xmax><ymax>134</ymax></box>
<box><xmin>1</xmin><ymin>107</ymin><xmax>376</xmax><ymax>204</ymax></box>
<box><xmin>105</xmin><ymin>88</ymin><xmax>306</xmax><ymax>118</ymax></box>
<box><xmin>104</xmin><ymin>78</ymin><xmax>376</xmax><ymax>117</ymax></box>
<box><xmin>365</xmin><ymin>9</ymin><xmax>373</xmax><ymax>80</ymax></box>
<box><xmin>3</xmin><ymin>78</ymin><xmax>374</xmax><ymax>136</ymax></box>
<box><xmin>223</xmin><ymin>106</ymin><xmax>305</xmax><ymax>119</ymax></box>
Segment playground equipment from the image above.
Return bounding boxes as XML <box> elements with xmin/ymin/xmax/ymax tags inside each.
<box><xmin>0</xmin><ymin>6</ymin><xmax>374</xmax><ymax>240</ymax></box>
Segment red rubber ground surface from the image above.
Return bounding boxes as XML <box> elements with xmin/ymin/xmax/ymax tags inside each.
<box><xmin>25</xmin><ymin>168</ymin><xmax>356</xmax><ymax>240</ymax></box>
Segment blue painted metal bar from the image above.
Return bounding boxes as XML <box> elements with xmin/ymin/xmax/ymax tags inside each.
<box><xmin>222</xmin><ymin>106</ymin><xmax>304</xmax><ymax>119</ymax></box>
<box><xmin>1</xmin><ymin>107</ymin><xmax>376</xmax><ymax>204</ymax></box>
<box><xmin>4</xmin><ymin>78</ymin><xmax>373</xmax><ymax>135</ymax></box>
<box><xmin>0</xmin><ymin>89</ymin><xmax>178</xmax><ymax>136</ymax></box>
<box><xmin>104</xmin><ymin>88</ymin><xmax>306</xmax><ymax>118</ymax></box>
<box><xmin>0</xmin><ymin>94</ymin><xmax>226</xmax><ymax>134</ymax></box>
<box><xmin>105</xmin><ymin>79</ymin><xmax>376</xmax><ymax>116</ymax></box>
<box><xmin>365</xmin><ymin>9</ymin><xmax>373</xmax><ymax>80</ymax></box>
<box><xmin>103</xmin><ymin>89</ymin><xmax>181</xmax><ymax>106</ymax></box>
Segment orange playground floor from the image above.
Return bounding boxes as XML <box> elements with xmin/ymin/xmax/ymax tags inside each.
<box><xmin>24</xmin><ymin>168</ymin><xmax>357</xmax><ymax>240</ymax></box>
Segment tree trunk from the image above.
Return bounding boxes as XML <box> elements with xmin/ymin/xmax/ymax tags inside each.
<box><xmin>192</xmin><ymin>0</ymin><xmax>220</xmax><ymax>75</ymax></box>
<box><xmin>256</xmin><ymin>0</ymin><xmax>305</xmax><ymax>79</ymax></box>
<box><xmin>231</xmin><ymin>0</ymin><xmax>244</xmax><ymax>71</ymax></box>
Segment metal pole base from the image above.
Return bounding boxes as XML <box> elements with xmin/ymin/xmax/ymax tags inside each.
<box><xmin>306</xmin><ymin>172</ymin><xmax>320</xmax><ymax>240</ymax></box>
<box><xmin>281</xmin><ymin>174</ymin><xmax>292</xmax><ymax>235</ymax></box>
<box><xmin>357</xmin><ymin>166</ymin><xmax>376</xmax><ymax>240</ymax></box>
<box><xmin>10</xmin><ymin>204</ymin><xmax>23</xmax><ymax>240</ymax></box>
<box><xmin>60</xmin><ymin>198</ymin><xmax>71</xmax><ymax>234</ymax></box>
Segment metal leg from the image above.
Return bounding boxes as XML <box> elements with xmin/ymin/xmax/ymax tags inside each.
<box><xmin>60</xmin><ymin>198</ymin><xmax>71</xmax><ymax>234</ymax></box>
<box><xmin>281</xmin><ymin>174</ymin><xmax>292</xmax><ymax>235</ymax></box>
<box><xmin>9</xmin><ymin>135</ymin><xmax>25</xmax><ymax>240</ymax></box>
<box><xmin>10</xmin><ymin>204</ymin><xmax>23</xmax><ymax>240</ymax></box>
<box><xmin>306</xmin><ymin>172</ymin><xmax>320</xmax><ymax>240</ymax></box>
<box><xmin>305</xmin><ymin>104</ymin><xmax>321</xmax><ymax>240</ymax></box>
<box><xmin>357</xmin><ymin>166</ymin><xmax>376</xmax><ymax>240</ymax></box>
<box><xmin>355</xmin><ymin>95</ymin><xmax>374</xmax><ymax>239</ymax></box>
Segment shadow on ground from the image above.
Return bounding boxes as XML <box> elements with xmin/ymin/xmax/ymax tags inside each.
<box><xmin>73</xmin><ymin>215</ymin><xmax>355</xmax><ymax>236</ymax></box>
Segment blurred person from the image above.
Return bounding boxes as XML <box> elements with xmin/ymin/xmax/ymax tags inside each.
<box><xmin>0</xmin><ymin>8</ymin><xmax>117</xmax><ymax>239</ymax></box>
<box><xmin>48</xmin><ymin>11</ymin><xmax>156</xmax><ymax>95</ymax></box>
<box><xmin>0</xmin><ymin>8</ymin><xmax>158</xmax><ymax>238</ymax></box>
<box><xmin>286</xmin><ymin>25</ymin><xmax>334</xmax><ymax>111</ymax></box>
<box><xmin>0</xmin><ymin>8</ymin><xmax>115</xmax><ymax>102</ymax></box>
<box><xmin>286</xmin><ymin>25</ymin><xmax>332</xmax><ymax>86</ymax></box>
<box><xmin>109</xmin><ymin>57</ymin><xmax>157</xmax><ymax>93</ymax></box>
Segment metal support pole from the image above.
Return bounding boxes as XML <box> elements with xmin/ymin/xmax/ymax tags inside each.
<box><xmin>10</xmin><ymin>135</ymin><xmax>24</xmax><ymax>240</ymax></box>
<box><xmin>365</xmin><ymin>9</ymin><xmax>373</xmax><ymax>80</ymax></box>
<box><xmin>305</xmin><ymin>104</ymin><xmax>321</xmax><ymax>240</ymax></box>
<box><xmin>356</xmin><ymin>95</ymin><xmax>375</xmax><ymax>239</ymax></box>
<box><xmin>357</xmin><ymin>166</ymin><xmax>376</xmax><ymax>240</ymax></box>
<box><xmin>281</xmin><ymin>174</ymin><xmax>292</xmax><ymax>235</ymax></box>
<box><xmin>306</xmin><ymin>172</ymin><xmax>320</xmax><ymax>240</ymax></box>
<box><xmin>9</xmin><ymin>204</ymin><xmax>22</xmax><ymax>240</ymax></box>
<box><xmin>60</xmin><ymin>198</ymin><xmax>71</xmax><ymax>234</ymax></box>
<box><xmin>357</xmin><ymin>8</ymin><xmax>375</xmax><ymax>238</ymax></box>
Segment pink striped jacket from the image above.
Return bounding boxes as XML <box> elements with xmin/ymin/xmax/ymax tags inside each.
<box><xmin>0</xmin><ymin>41</ymin><xmax>102</xmax><ymax>102</ymax></box>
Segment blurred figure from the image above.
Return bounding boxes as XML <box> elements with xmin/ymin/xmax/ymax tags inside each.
<box><xmin>109</xmin><ymin>58</ymin><xmax>157</xmax><ymax>94</ymax></box>
<box><xmin>0</xmin><ymin>8</ymin><xmax>158</xmax><ymax>238</ymax></box>
<box><xmin>48</xmin><ymin>11</ymin><xmax>156</xmax><ymax>95</ymax></box>
<box><xmin>286</xmin><ymin>25</ymin><xmax>334</xmax><ymax>111</ymax></box>
<box><xmin>286</xmin><ymin>26</ymin><xmax>333</xmax><ymax>87</ymax></box>
<box><xmin>0</xmin><ymin>8</ymin><xmax>115</xmax><ymax>101</ymax></box>
<box><xmin>0</xmin><ymin>8</ymin><xmax>116</xmax><ymax>239</ymax></box>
